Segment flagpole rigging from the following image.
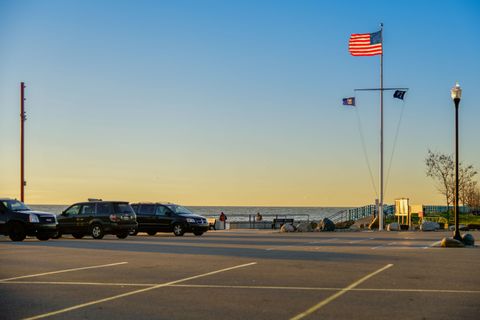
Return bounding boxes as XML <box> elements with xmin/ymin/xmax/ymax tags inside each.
<box><xmin>379</xmin><ymin>22</ymin><xmax>384</xmax><ymax>231</ymax></box>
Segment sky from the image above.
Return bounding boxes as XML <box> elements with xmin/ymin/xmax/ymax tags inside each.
<box><xmin>0</xmin><ymin>0</ymin><xmax>479</xmax><ymax>206</ymax></box>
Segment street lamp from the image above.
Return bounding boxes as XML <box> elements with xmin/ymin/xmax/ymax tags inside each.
<box><xmin>450</xmin><ymin>82</ymin><xmax>462</xmax><ymax>241</ymax></box>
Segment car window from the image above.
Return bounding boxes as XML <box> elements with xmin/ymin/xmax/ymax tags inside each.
<box><xmin>80</xmin><ymin>203</ymin><xmax>96</xmax><ymax>215</ymax></box>
<box><xmin>155</xmin><ymin>206</ymin><xmax>169</xmax><ymax>216</ymax></box>
<box><xmin>65</xmin><ymin>204</ymin><xmax>81</xmax><ymax>215</ymax></box>
<box><xmin>131</xmin><ymin>204</ymin><xmax>139</xmax><ymax>213</ymax></box>
<box><xmin>139</xmin><ymin>204</ymin><xmax>155</xmax><ymax>215</ymax></box>
<box><xmin>166</xmin><ymin>205</ymin><xmax>193</xmax><ymax>215</ymax></box>
<box><xmin>96</xmin><ymin>202</ymin><xmax>112</xmax><ymax>215</ymax></box>
<box><xmin>114</xmin><ymin>203</ymin><xmax>135</xmax><ymax>214</ymax></box>
<box><xmin>1</xmin><ymin>200</ymin><xmax>31</xmax><ymax>211</ymax></box>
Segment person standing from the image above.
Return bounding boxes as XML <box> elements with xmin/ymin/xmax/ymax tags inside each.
<box><xmin>219</xmin><ymin>212</ymin><xmax>227</xmax><ymax>229</ymax></box>
<box><xmin>255</xmin><ymin>212</ymin><xmax>263</xmax><ymax>222</ymax></box>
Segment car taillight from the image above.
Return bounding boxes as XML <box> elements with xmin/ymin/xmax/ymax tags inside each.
<box><xmin>109</xmin><ymin>214</ymin><xmax>119</xmax><ymax>222</ymax></box>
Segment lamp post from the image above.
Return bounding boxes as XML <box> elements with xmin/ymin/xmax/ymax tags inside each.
<box><xmin>450</xmin><ymin>82</ymin><xmax>462</xmax><ymax>241</ymax></box>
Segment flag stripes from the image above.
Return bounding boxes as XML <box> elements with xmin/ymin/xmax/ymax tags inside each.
<box><xmin>349</xmin><ymin>33</ymin><xmax>382</xmax><ymax>56</ymax></box>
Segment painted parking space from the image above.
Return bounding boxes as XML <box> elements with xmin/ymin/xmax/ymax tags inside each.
<box><xmin>0</xmin><ymin>230</ymin><xmax>478</xmax><ymax>319</ymax></box>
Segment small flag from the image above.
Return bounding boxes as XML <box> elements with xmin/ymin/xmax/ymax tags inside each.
<box><xmin>349</xmin><ymin>30</ymin><xmax>383</xmax><ymax>56</ymax></box>
<box><xmin>393</xmin><ymin>90</ymin><xmax>406</xmax><ymax>100</ymax></box>
<box><xmin>343</xmin><ymin>97</ymin><xmax>356</xmax><ymax>106</ymax></box>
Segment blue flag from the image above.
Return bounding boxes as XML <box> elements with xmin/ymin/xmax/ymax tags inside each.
<box><xmin>343</xmin><ymin>97</ymin><xmax>355</xmax><ymax>106</ymax></box>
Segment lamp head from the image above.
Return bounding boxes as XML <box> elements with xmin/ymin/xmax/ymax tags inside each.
<box><xmin>451</xmin><ymin>82</ymin><xmax>462</xmax><ymax>100</ymax></box>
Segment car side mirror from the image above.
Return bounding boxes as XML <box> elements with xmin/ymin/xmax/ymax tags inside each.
<box><xmin>61</xmin><ymin>211</ymin><xmax>68</xmax><ymax>216</ymax></box>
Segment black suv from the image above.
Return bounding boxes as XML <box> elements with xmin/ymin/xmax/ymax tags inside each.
<box><xmin>0</xmin><ymin>198</ymin><xmax>58</xmax><ymax>241</ymax></box>
<box><xmin>55</xmin><ymin>200</ymin><xmax>137</xmax><ymax>239</ymax></box>
<box><xmin>130</xmin><ymin>203</ymin><xmax>209</xmax><ymax>236</ymax></box>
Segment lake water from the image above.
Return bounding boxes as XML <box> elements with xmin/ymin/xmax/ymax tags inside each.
<box><xmin>29</xmin><ymin>204</ymin><xmax>349</xmax><ymax>222</ymax></box>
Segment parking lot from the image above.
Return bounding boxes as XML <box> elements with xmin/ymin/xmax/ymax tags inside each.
<box><xmin>1</xmin><ymin>230</ymin><xmax>479</xmax><ymax>320</ymax></box>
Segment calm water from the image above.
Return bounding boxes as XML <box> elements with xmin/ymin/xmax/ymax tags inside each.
<box><xmin>28</xmin><ymin>204</ymin><xmax>349</xmax><ymax>222</ymax></box>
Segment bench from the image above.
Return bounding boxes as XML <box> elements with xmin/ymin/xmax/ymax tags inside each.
<box><xmin>272</xmin><ymin>218</ymin><xmax>294</xmax><ymax>229</ymax></box>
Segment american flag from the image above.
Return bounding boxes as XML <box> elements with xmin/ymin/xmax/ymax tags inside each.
<box><xmin>349</xmin><ymin>30</ymin><xmax>382</xmax><ymax>56</ymax></box>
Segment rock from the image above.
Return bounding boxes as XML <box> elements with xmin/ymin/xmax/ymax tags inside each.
<box><xmin>441</xmin><ymin>237</ymin><xmax>465</xmax><ymax>248</ymax></box>
<box><xmin>387</xmin><ymin>222</ymin><xmax>400</xmax><ymax>231</ymax></box>
<box><xmin>351</xmin><ymin>215</ymin><xmax>374</xmax><ymax>230</ymax></box>
<box><xmin>296</xmin><ymin>222</ymin><xmax>313</xmax><ymax>232</ymax></box>
<box><xmin>335</xmin><ymin>220</ymin><xmax>354</xmax><ymax>229</ymax></box>
<box><xmin>349</xmin><ymin>224</ymin><xmax>360</xmax><ymax>231</ymax></box>
<box><xmin>280</xmin><ymin>223</ymin><xmax>295</xmax><ymax>232</ymax></box>
<box><xmin>420</xmin><ymin>221</ymin><xmax>440</xmax><ymax>231</ymax></box>
<box><xmin>462</xmin><ymin>233</ymin><xmax>475</xmax><ymax>246</ymax></box>
<box><xmin>319</xmin><ymin>218</ymin><xmax>335</xmax><ymax>231</ymax></box>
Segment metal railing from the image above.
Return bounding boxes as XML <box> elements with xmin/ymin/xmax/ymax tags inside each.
<box><xmin>327</xmin><ymin>204</ymin><xmax>395</xmax><ymax>224</ymax></box>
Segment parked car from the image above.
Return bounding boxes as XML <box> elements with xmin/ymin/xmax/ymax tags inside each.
<box><xmin>54</xmin><ymin>200</ymin><xmax>137</xmax><ymax>239</ymax></box>
<box><xmin>0</xmin><ymin>198</ymin><xmax>58</xmax><ymax>241</ymax></box>
<box><xmin>130</xmin><ymin>202</ymin><xmax>209</xmax><ymax>236</ymax></box>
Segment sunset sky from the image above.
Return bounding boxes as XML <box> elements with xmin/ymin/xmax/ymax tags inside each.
<box><xmin>1</xmin><ymin>0</ymin><xmax>479</xmax><ymax>206</ymax></box>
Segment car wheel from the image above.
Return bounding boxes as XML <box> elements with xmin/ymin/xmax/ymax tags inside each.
<box><xmin>36</xmin><ymin>234</ymin><xmax>50</xmax><ymax>241</ymax></box>
<box><xmin>173</xmin><ymin>224</ymin><xmax>185</xmax><ymax>237</ymax></box>
<box><xmin>147</xmin><ymin>230</ymin><xmax>157</xmax><ymax>236</ymax></box>
<box><xmin>91</xmin><ymin>224</ymin><xmax>104</xmax><ymax>239</ymax></box>
<box><xmin>9</xmin><ymin>222</ymin><xmax>27</xmax><ymax>242</ymax></box>
<box><xmin>129</xmin><ymin>227</ymin><xmax>138</xmax><ymax>236</ymax></box>
<box><xmin>193</xmin><ymin>231</ymin><xmax>204</xmax><ymax>236</ymax></box>
<box><xmin>72</xmin><ymin>233</ymin><xmax>84</xmax><ymax>239</ymax></box>
<box><xmin>116</xmin><ymin>232</ymin><xmax>128</xmax><ymax>239</ymax></box>
<box><xmin>51</xmin><ymin>231</ymin><xmax>62</xmax><ymax>239</ymax></box>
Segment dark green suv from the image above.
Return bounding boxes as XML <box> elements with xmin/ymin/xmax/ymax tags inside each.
<box><xmin>130</xmin><ymin>203</ymin><xmax>209</xmax><ymax>236</ymax></box>
<box><xmin>54</xmin><ymin>200</ymin><xmax>137</xmax><ymax>239</ymax></box>
<box><xmin>0</xmin><ymin>198</ymin><xmax>58</xmax><ymax>241</ymax></box>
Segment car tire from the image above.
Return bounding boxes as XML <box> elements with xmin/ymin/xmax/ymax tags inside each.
<box><xmin>9</xmin><ymin>222</ymin><xmax>27</xmax><ymax>242</ymax></box>
<box><xmin>116</xmin><ymin>232</ymin><xmax>128</xmax><ymax>239</ymax></box>
<box><xmin>193</xmin><ymin>231</ymin><xmax>204</xmax><ymax>236</ymax></box>
<box><xmin>51</xmin><ymin>231</ymin><xmax>62</xmax><ymax>239</ymax></box>
<box><xmin>173</xmin><ymin>224</ymin><xmax>185</xmax><ymax>237</ymax></box>
<box><xmin>147</xmin><ymin>230</ymin><xmax>157</xmax><ymax>236</ymax></box>
<box><xmin>72</xmin><ymin>233</ymin><xmax>84</xmax><ymax>239</ymax></box>
<box><xmin>129</xmin><ymin>227</ymin><xmax>138</xmax><ymax>236</ymax></box>
<box><xmin>36</xmin><ymin>234</ymin><xmax>50</xmax><ymax>241</ymax></box>
<box><xmin>91</xmin><ymin>224</ymin><xmax>104</xmax><ymax>239</ymax></box>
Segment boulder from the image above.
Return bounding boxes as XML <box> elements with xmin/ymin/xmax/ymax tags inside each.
<box><xmin>317</xmin><ymin>218</ymin><xmax>335</xmax><ymax>232</ymax></box>
<box><xmin>387</xmin><ymin>222</ymin><xmax>401</xmax><ymax>231</ymax></box>
<box><xmin>420</xmin><ymin>221</ymin><xmax>440</xmax><ymax>231</ymax></box>
<box><xmin>335</xmin><ymin>220</ymin><xmax>354</xmax><ymax>229</ymax></box>
<box><xmin>462</xmin><ymin>233</ymin><xmax>475</xmax><ymax>246</ymax></box>
<box><xmin>351</xmin><ymin>215</ymin><xmax>374</xmax><ymax>230</ymax></box>
<box><xmin>280</xmin><ymin>223</ymin><xmax>295</xmax><ymax>233</ymax></box>
<box><xmin>441</xmin><ymin>237</ymin><xmax>465</xmax><ymax>248</ymax></box>
<box><xmin>296</xmin><ymin>222</ymin><xmax>313</xmax><ymax>232</ymax></box>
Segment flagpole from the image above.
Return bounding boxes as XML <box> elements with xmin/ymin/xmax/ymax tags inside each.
<box><xmin>379</xmin><ymin>23</ymin><xmax>384</xmax><ymax>231</ymax></box>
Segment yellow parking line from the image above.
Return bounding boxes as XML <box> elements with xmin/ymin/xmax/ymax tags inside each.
<box><xmin>290</xmin><ymin>264</ymin><xmax>393</xmax><ymax>320</ymax></box>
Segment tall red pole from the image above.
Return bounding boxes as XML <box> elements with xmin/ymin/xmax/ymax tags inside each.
<box><xmin>20</xmin><ymin>82</ymin><xmax>26</xmax><ymax>202</ymax></box>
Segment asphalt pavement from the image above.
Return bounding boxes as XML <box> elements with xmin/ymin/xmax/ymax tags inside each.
<box><xmin>1</xmin><ymin>230</ymin><xmax>479</xmax><ymax>320</ymax></box>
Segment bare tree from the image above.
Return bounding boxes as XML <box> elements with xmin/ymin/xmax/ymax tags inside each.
<box><xmin>425</xmin><ymin>150</ymin><xmax>478</xmax><ymax>208</ymax></box>
<box><xmin>464</xmin><ymin>182</ymin><xmax>480</xmax><ymax>209</ymax></box>
<box><xmin>425</xmin><ymin>150</ymin><xmax>454</xmax><ymax>208</ymax></box>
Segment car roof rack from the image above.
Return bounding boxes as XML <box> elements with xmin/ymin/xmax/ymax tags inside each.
<box><xmin>88</xmin><ymin>198</ymin><xmax>102</xmax><ymax>202</ymax></box>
